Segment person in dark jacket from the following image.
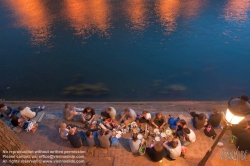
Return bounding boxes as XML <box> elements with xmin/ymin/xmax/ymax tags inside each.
<box><xmin>203</xmin><ymin>124</ymin><xmax>217</xmax><ymax>139</ymax></box>
<box><xmin>67</xmin><ymin>128</ymin><xmax>87</xmax><ymax>148</ymax></box>
<box><xmin>146</xmin><ymin>142</ymin><xmax>164</xmax><ymax>162</ymax></box>
<box><xmin>207</xmin><ymin>109</ymin><xmax>222</xmax><ymax>128</ymax></box>
<box><xmin>236</xmin><ymin>129</ymin><xmax>250</xmax><ymax>151</ymax></box>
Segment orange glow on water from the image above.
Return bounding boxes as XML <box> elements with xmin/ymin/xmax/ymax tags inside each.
<box><xmin>125</xmin><ymin>0</ymin><xmax>148</xmax><ymax>30</ymax></box>
<box><xmin>63</xmin><ymin>0</ymin><xmax>111</xmax><ymax>38</ymax></box>
<box><xmin>181</xmin><ymin>0</ymin><xmax>204</xmax><ymax>19</ymax></box>
<box><xmin>5</xmin><ymin>0</ymin><xmax>52</xmax><ymax>45</ymax></box>
<box><xmin>155</xmin><ymin>0</ymin><xmax>181</xmax><ymax>33</ymax></box>
<box><xmin>224</xmin><ymin>0</ymin><xmax>250</xmax><ymax>22</ymax></box>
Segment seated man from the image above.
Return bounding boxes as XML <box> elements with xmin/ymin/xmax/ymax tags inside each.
<box><xmin>168</xmin><ymin>115</ymin><xmax>180</xmax><ymax>130</ymax></box>
<box><xmin>63</xmin><ymin>103</ymin><xmax>81</xmax><ymax>121</ymax></box>
<box><xmin>86</xmin><ymin>130</ymin><xmax>100</xmax><ymax>147</ymax></box>
<box><xmin>162</xmin><ymin>137</ymin><xmax>182</xmax><ymax>160</ymax></box>
<box><xmin>67</xmin><ymin>128</ymin><xmax>87</xmax><ymax>148</ymax></box>
<box><xmin>98</xmin><ymin>129</ymin><xmax>112</xmax><ymax>149</ymax></box>
<box><xmin>101</xmin><ymin>107</ymin><xmax>117</xmax><ymax>121</ymax></box>
<box><xmin>0</xmin><ymin>104</ymin><xmax>20</xmax><ymax>119</ymax></box>
<box><xmin>151</xmin><ymin>113</ymin><xmax>167</xmax><ymax>129</ymax></box>
<box><xmin>207</xmin><ymin>109</ymin><xmax>222</xmax><ymax>128</ymax></box>
<box><xmin>180</xmin><ymin>128</ymin><xmax>196</xmax><ymax>146</ymax></box>
<box><xmin>82</xmin><ymin>107</ymin><xmax>96</xmax><ymax>124</ymax></box>
<box><xmin>136</xmin><ymin>111</ymin><xmax>151</xmax><ymax>130</ymax></box>
<box><xmin>119</xmin><ymin>108</ymin><xmax>137</xmax><ymax>126</ymax></box>
<box><xmin>19</xmin><ymin>106</ymin><xmax>45</xmax><ymax>120</ymax></box>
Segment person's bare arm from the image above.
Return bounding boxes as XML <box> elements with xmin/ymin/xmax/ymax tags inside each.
<box><xmin>119</xmin><ymin>114</ymin><xmax>126</xmax><ymax>122</ymax></box>
<box><xmin>89</xmin><ymin>115</ymin><xmax>95</xmax><ymax>123</ymax></box>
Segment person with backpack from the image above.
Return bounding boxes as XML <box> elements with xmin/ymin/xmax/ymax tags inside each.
<box><xmin>11</xmin><ymin>115</ymin><xmax>38</xmax><ymax>133</ymax></box>
<box><xmin>203</xmin><ymin>124</ymin><xmax>217</xmax><ymax>139</ymax></box>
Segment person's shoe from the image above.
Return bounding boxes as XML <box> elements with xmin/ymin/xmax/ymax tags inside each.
<box><xmin>37</xmin><ymin>106</ymin><xmax>41</xmax><ymax>109</ymax></box>
<box><xmin>212</xmin><ymin>134</ymin><xmax>217</xmax><ymax>140</ymax></box>
<box><xmin>41</xmin><ymin>106</ymin><xmax>45</xmax><ymax>110</ymax></box>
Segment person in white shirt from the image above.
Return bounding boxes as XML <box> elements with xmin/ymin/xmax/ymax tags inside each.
<box><xmin>128</xmin><ymin>133</ymin><xmax>143</xmax><ymax>153</ymax></box>
<box><xmin>101</xmin><ymin>107</ymin><xmax>117</xmax><ymax>121</ymax></box>
<box><xmin>182</xmin><ymin>128</ymin><xmax>196</xmax><ymax>146</ymax></box>
<box><xmin>19</xmin><ymin>106</ymin><xmax>45</xmax><ymax>120</ymax></box>
<box><xmin>119</xmin><ymin>108</ymin><xmax>137</xmax><ymax>126</ymax></box>
<box><xmin>136</xmin><ymin>111</ymin><xmax>151</xmax><ymax>131</ymax></box>
<box><xmin>163</xmin><ymin>137</ymin><xmax>182</xmax><ymax>160</ymax></box>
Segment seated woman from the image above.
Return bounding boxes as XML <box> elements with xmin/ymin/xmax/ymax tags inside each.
<box><xmin>59</xmin><ymin>123</ymin><xmax>70</xmax><ymax>139</ymax></box>
<box><xmin>151</xmin><ymin>113</ymin><xmax>167</xmax><ymax>130</ymax></box>
<box><xmin>189</xmin><ymin>109</ymin><xmax>207</xmax><ymax>129</ymax></box>
<box><xmin>163</xmin><ymin>137</ymin><xmax>182</xmax><ymax>160</ymax></box>
<box><xmin>82</xmin><ymin>107</ymin><xmax>96</xmax><ymax>124</ymax></box>
<box><xmin>168</xmin><ymin>115</ymin><xmax>180</xmax><ymax>130</ymax></box>
<box><xmin>19</xmin><ymin>106</ymin><xmax>45</xmax><ymax>120</ymax></box>
<box><xmin>175</xmin><ymin>119</ymin><xmax>187</xmax><ymax>136</ymax></box>
<box><xmin>129</xmin><ymin>133</ymin><xmax>143</xmax><ymax>153</ymax></box>
<box><xmin>146</xmin><ymin>142</ymin><xmax>164</xmax><ymax>162</ymax></box>
<box><xmin>11</xmin><ymin>115</ymin><xmax>38</xmax><ymax>133</ymax></box>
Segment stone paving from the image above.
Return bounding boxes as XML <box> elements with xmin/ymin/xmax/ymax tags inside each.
<box><xmin>3</xmin><ymin>101</ymin><xmax>250</xmax><ymax>166</ymax></box>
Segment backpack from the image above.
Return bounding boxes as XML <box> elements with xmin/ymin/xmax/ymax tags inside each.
<box><xmin>111</xmin><ymin>137</ymin><xmax>119</xmax><ymax>148</ymax></box>
<box><xmin>22</xmin><ymin>121</ymin><xmax>34</xmax><ymax>132</ymax></box>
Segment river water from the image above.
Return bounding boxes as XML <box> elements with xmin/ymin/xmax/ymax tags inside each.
<box><xmin>0</xmin><ymin>0</ymin><xmax>250</xmax><ymax>101</ymax></box>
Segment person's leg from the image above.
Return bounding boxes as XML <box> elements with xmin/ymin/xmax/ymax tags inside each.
<box><xmin>183</xmin><ymin>141</ymin><xmax>191</xmax><ymax>146</ymax></box>
<box><xmin>79</xmin><ymin>131</ymin><xmax>87</xmax><ymax>146</ymax></box>
<box><xmin>177</xmin><ymin>130</ymin><xmax>184</xmax><ymax>145</ymax></box>
<box><xmin>93</xmin><ymin>131</ymin><xmax>100</xmax><ymax>146</ymax></box>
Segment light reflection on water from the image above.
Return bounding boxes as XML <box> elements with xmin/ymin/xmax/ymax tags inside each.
<box><xmin>63</xmin><ymin>0</ymin><xmax>111</xmax><ymax>39</ymax></box>
<box><xmin>1</xmin><ymin>0</ymin><xmax>250</xmax><ymax>101</ymax></box>
<box><xmin>224</xmin><ymin>0</ymin><xmax>250</xmax><ymax>22</ymax></box>
<box><xmin>124</xmin><ymin>0</ymin><xmax>149</xmax><ymax>31</ymax></box>
<box><xmin>5</xmin><ymin>0</ymin><xmax>53</xmax><ymax>46</ymax></box>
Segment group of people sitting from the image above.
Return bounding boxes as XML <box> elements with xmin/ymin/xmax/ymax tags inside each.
<box><xmin>61</xmin><ymin>103</ymin><xmax>201</xmax><ymax>161</ymax></box>
<box><xmin>1</xmin><ymin>99</ymin><xmax>249</xmax><ymax>162</ymax></box>
<box><xmin>0</xmin><ymin>103</ymin><xmax>45</xmax><ymax>132</ymax></box>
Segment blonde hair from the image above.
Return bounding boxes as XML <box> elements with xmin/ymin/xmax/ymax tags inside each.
<box><xmin>60</xmin><ymin>123</ymin><xmax>67</xmax><ymax>133</ymax></box>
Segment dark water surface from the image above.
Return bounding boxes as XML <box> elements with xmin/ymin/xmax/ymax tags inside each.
<box><xmin>1</xmin><ymin>0</ymin><xmax>250</xmax><ymax>101</ymax></box>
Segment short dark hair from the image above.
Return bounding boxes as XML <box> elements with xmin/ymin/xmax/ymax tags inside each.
<box><xmin>198</xmin><ymin>113</ymin><xmax>205</xmax><ymax>120</ymax></box>
<box><xmin>179</xmin><ymin>119</ymin><xmax>187</xmax><ymax>126</ymax></box>
<box><xmin>0</xmin><ymin>104</ymin><xmax>5</xmax><ymax>108</ymax></box>
<box><xmin>212</xmin><ymin>109</ymin><xmax>218</xmax><ymax>114</ymax></box>
<box><xmin>240</xmin><ymin>95</ymin><xmax>249</xmax><ymax>102</ymax></box>
<box><xmin>132</xmin><ymin>133</ymin><xmax>138</xmax><ymax>142</ymax></box>
<box><xmin>125</xmin><ymin>108</ymin><xmax>130</xmax><ymax>113</ymax></box>
<box><xmin>18</xmin><ymin>106</ymin><xmax>24</xmax><ymax>111</ymax></box>
<box><xmin>183</xmin><ymin>128</ymin><xmax>191</xmax><ymax>134</ymax></box>
<box><xmin>11</xmin><ymin>115</ymin><xmax>19</xmax><ymax>127</ymax></box>
<box><xmin>65</xmin><ymin>103</ymin><xmax>70</xmax><ymax>108</ymax></box>
<box><xmin>169</xmin><ymin>141</ymin><xmax>178</xmax><ymax>148</ymax></box>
